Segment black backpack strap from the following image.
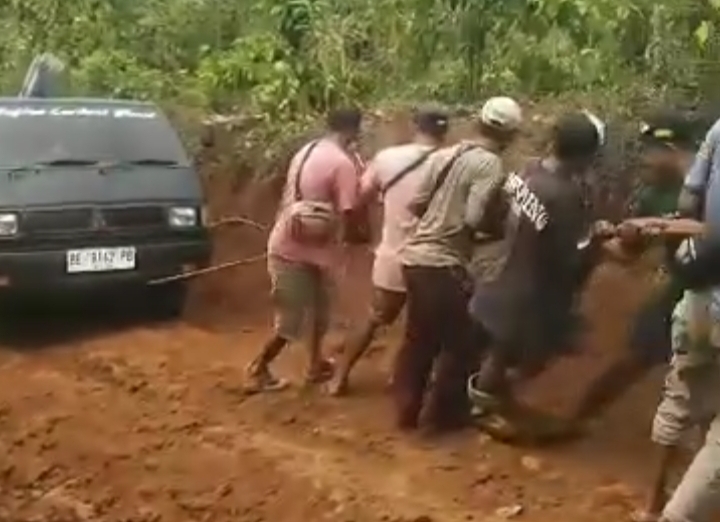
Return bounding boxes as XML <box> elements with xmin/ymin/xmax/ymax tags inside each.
<box><xmin>293</xmin><ymin>140</ymin><xmax>321</xmax><ymax>201</ymax></box>
<box><xmin>380</xmin><ymin>147</ymin><xmax>438</xmax><ymax>197</ymax></box>
<box><xmin>418</xmin><ymin>143</ymin><xmax>479</xmax><ymax>217</ymax></box>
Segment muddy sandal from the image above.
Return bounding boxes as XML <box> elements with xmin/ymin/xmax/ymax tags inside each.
<box><xmin>243</xmin><ymin>368</ymin><xmax>290</xmax><ymax>394</ymax></box>
<box><xmin>305</xmin><ymin>358</ymin><xmax>335</xmax><ymax>385</ymax></box>
<box><xmin>474</xmin><ymin>413</ymin><xmax>524</xmax><ymax>443</ymax></box>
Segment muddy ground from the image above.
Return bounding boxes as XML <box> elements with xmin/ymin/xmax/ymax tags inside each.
<box><xmin>0</xmin><ymin>115</ymin><xmax>697</xmax><ymax>522</ymax></box>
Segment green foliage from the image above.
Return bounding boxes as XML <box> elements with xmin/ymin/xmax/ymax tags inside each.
<box><xmin>0</xmin><ymin>0</ymin><xmax>719</xmax><ymax>123</ymax></box>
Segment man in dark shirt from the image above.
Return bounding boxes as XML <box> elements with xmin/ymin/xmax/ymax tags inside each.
<box><xmin>467</xmin><ymin>112</ymin><xmax>607</xmax><ymax>431</ymax></box>
<box><xmin>570</xmin><ymin>110</ymin><xmax>697</xmax><ymax>430</ymax></box>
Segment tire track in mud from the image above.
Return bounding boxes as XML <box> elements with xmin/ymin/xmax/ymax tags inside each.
<box><xmin>0</xmin><ymin>322</ymin><xmax>643</xmax><ymax>522</ymax></box>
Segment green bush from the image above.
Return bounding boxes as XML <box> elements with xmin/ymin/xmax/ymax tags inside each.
<box><xmin>1</xmin><ymin>0</ymin><xmax>719</xmax><ymax>126</ymax></box>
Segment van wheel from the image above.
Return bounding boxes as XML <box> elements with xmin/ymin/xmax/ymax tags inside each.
<box><xmin>150</xmin><ymin>282</ymin><xmax>188</xmax><ymax>320</ymax></box>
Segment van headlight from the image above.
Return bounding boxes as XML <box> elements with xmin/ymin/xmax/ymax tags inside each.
<box><xmin>168</xmin><ymin>207</ymin><xmax>197</xmax><ymax>227</ymax></box>
<box><xmin>0</xmin><ymin>213</ymin><xmax>19</xmax><ymax>236</ymax></box>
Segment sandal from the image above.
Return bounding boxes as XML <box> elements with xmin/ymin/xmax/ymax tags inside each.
<box><xmin>244</xmin><ymin>366</ymin><xmax>290</xmax><ymax>394</ymax></box>
<box><xmin>474</xmin><ymin>413</ymin><xmax>524</xmax><ymax>443</ymax></box>
<box><xmin>305</xmin><ymin>358</ymin><xmax>335</xmax><ymax>385</ymax></box>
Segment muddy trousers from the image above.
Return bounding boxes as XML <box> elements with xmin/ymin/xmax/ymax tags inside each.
<box><xmin>656</xmin><ymin>292</ymin><xmax>720</xmax><ymax>522</ymax></box>
<box><xmin>392</xmin><ymin>265</ymin><xmax>474</xmax><ymax>431</ymax></box>
<box><xmin>663</xmin><ymin>417</ymin><xmax>720</xmax><ymax>522</ymax></box>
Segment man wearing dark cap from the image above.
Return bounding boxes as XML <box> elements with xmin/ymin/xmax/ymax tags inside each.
<box><xmin>327</xmin><ymin>106</ymin><xmax>450</xmax><ymax>396</ymax></box>
<box><xmin>467</xmin><ymin>111</ymin><xmax>608</xmax><ymax>438</ymax></box>
<box><xmin>571</xmin><ymin>110</ymin><xmax>698</xmax><ymax>428</ymax></box>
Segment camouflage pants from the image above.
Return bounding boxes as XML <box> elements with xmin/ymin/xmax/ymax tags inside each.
<box><xmin>663</xmin><ymin>416</ymin><xmax>720</xmax><ymax>522</ymax></box>
<box><xmin>654</xmin><ymin>291</ymin><xmax>720</xmax><ymax>522</ymax></box>
<box><xmin>652</xmin><ymin>291</ymin><xmax>720</xmax><ymax>447</ymax></box>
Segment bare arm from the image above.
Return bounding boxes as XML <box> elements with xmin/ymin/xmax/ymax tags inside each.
<box><xmin>356</xmin><ymin>155</ymin><xmax>381</xmax><ymax>209</ymax></box>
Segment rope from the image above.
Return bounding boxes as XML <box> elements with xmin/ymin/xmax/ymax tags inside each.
<box><xmin>207</xmin><ymin>216</ymin><xmax>266</xmax><ymax>231</ymax></box>
<box><xmin>147</xmin><ymin>254</ymin><xmax>267</xmax><ymax>285</ymax></box>
<box><xmin>146</xmin><ymin>215</ymin><xmax>268</xmax><ymax>285</ymax></box>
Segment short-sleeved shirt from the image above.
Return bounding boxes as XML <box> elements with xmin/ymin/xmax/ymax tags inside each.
<box><xmin>633</xmin><ymin>180</ymin><xmax>684</xmax><ymax>294</ymax></box>
<box><xmin>400</xmin><ymin>141</ymin><xmax>504</xmax><ymax>267</ymax></box>
<box><xmin>361</xmin><ymin>143</ymin><xmax>435</xmax><ymax>291</ymax></box>
<box><xmin>469</xmin><ymin>160</ymin><xmax>587</xmax><ymax>353</ymax></box>
<box><xmin>684</xmin><ymin>120</ymin><xmax>720</xmax><ymax>319</ymax></box>
<box><xmin>267</xmin><ymin>138</ymin><xmax>360</xmax><ymax>269</ymax></box>
<box><xmin>634</xmin><ymin>183</ymin><xmax>682</xmax><ymax>218</ymax></box>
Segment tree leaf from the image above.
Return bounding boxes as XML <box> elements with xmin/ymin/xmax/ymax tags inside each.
<box><xmin>695</xmin><ymin>20</ymin><xmax>710</xmax><ymax>49</ymax></box>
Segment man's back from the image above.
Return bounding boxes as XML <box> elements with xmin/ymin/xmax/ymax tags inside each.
<box><xmin>268</xmin><ymin>138</ymin><xmax>359</xmax><ymax>268</ymax></box>
<box><xmin>470</xmin><ymin>161</ymin><xmax>584</xmax><ymax>346</ymax></box>
<box><xmin>401</xmin><ymin>142</ymin><xmax>503</xmax><ymax>267</ymax></box>
<box><xmin>364</xmin><ymin>142</ymin><xmax>436</xmax><ymax>258</ymax></box>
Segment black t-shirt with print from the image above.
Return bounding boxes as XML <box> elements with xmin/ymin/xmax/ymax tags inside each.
<box><xmin>469</xmin><ymin>160</ymin><xmax>588</xmax><ymax>360</ymax></box>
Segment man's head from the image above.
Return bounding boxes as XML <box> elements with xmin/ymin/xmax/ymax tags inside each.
<box><xmin>412</xmin><ymin>105</ymin><xmax>450</xmax><ymax>144</ymax></box>
<box><xmin>639</xmin><ymin>110</ymin><xmax>696</xmax><ymax>183</ymax></box>
<box><xmin>327</xmin><ymin>107</ymin><xmax>363</xmax><ymax>149</ymax></box>
<box><xmin>551</xmin><ymin>112</ymin><xmax>602</xmax><ymax>174</ymax></box>
<box><xmin>476</xmin><ymin>97</ymin><xmax>522</xmax><ymax>151</ymax></box>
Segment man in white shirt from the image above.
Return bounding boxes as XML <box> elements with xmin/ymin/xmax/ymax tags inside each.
<box><xmin>327</xmin><ymin>107</ymin><xmax>450</xmax><ymax>396</ymax></box>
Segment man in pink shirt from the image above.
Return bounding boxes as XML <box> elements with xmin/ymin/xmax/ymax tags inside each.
<box><xmin>327</xmin><ymin>107</ymin><xmax>450</xmax><ymax>396</ymax></box>
<box><xmin>245</xmin><ymin>108</ymin><xmax>365</xmax><ymax>392</ymax></box>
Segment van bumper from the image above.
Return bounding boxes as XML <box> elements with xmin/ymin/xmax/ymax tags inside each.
<box><xmin>0</xmin><ymin>238</ymin><xmax>211</xmax><ymax>293</ymax></box>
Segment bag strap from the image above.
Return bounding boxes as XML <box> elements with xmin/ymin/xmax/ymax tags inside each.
<box><xmin>380</xmin><ymin>147</ymin><xmax>438</xmax><ymax>197</ymax></box>
<box><xmin>418</xmin><ymin>143</ymin><xmax>479</xmax><ymax>218</ymax></box>
<box><xmin>293</xmin><ymin>140</ymin><xmax>321</xmax><ymax>202</ymax></box>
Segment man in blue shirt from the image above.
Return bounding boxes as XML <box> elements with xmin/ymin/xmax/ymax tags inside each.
<box><xmin>649</xmin><ymin>119</ymin><xmax>720</xmax><ymax>522</ymax></box>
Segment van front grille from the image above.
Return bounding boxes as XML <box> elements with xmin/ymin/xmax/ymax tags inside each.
<box><xmin>22</xmin><ymin>208</ymin><xmax>94</xmax><ymax>233</ymax></box>
<box><xmin>22</xmin><ymin>206</ymin><xmax>167</xmax><ymax>234</ymax></box>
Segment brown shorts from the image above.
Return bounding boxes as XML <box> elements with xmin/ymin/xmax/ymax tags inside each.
<box><xmin>268</xmin><ymin>256</ymin><xmax>331</xmax><ymax>341</ymax></box>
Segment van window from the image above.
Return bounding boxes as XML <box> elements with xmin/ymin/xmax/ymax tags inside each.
<box><xmin>0</xmin><ymin>104</ymin><xmax>189</xmax><ymax>167</ymax></box>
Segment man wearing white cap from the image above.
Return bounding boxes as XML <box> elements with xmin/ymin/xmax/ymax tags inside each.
<box><xmin>392</xmin><ymin>96</ymin><xmax>522</xmax><ymax>434</ymax></box>
<box><xmin>467</xmin><ymin>111</ymin><xmax>610</xmax><ymax>440</ymax></box>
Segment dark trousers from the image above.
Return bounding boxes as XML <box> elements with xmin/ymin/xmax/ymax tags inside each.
<box><xmin>392</xmin><ymin>265</ymin><xmax>475</xmax><ymax>431</ymax></box>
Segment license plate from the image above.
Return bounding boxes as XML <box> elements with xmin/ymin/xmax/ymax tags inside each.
<box><xmin>66</xmin><ymin>247</ymin><xmax>136</xmax><ymax>273</ymax></box>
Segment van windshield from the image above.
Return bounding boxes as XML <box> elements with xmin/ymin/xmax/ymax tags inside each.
<box><xmin>0</xmin><ymin>104</ymin><xmax>189</xmax><ymax>167</ymax></box>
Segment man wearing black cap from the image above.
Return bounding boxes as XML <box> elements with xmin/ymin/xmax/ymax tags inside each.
<box><xmin>571</xmin><ymin>110</ymin><xmax>698</xmax><ymax>427</ymax></box>
<box><xmin>327</xmin><ymin>106</ymin><xmax>450</xmax><ymax>396</ymax></box>
<box><xmin>467</xmin><ymin>111</ymin><xmax>607</xmax><ymax>437</ymax></box>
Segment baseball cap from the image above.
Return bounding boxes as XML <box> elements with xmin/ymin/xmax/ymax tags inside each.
<box><xmin>413</xmin><ymin>105</ymin><xmax>450</xmax><ymax>136</ymax></box>
<box><xmin>639</xmin><ymin>110</ymin><xmax>694</xmax><ymax>149</ymax></box>
<box><xmin>480</xmin><ymin>97</ymin><xmax>522</xmax><ymax>131</ymax></box>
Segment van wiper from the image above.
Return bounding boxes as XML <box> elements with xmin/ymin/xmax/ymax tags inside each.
<box><xmin>125</xmin><ymin>159</ymin><xmax>183</xmax><ymax>166</ymax></box>
<box><xmin>0</xmin><ymin>158</ymin><xmax>99</xmax><ymax>177</ymax></box>
<box><xmin>38</xmin><ymin>158</ymin><xmax>100</xmax><ymax>166</ymax></box>
<box><xmin>98</xmin><ymin>159</ymin><xmax>186</xmax><ymax>172</ymax></box>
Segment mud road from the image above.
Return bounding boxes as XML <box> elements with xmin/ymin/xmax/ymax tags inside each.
<box><xmin>0</xmin><ymin>251</ymin><xmax>678</xmax><ymax>522</ymax></box>
<box><xmin>0</xmin><ymin>113</ymin><xmax>691</xmax><ymax>522</ymax></box>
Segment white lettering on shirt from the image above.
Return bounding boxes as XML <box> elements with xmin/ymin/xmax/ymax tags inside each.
<box><xmin>503</xmin><ymin>172</ymin><xmax>549</xmax><ymax>231</ymax></box>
